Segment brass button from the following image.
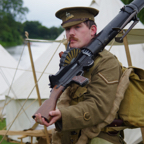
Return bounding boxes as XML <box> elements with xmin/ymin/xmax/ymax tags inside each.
<box><xmin>84</xmin><ymin>112</ymin><xmax>91</xmax><ymax>121</ymax></box>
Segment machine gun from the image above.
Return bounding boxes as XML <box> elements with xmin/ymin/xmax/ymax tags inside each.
<box><xmin>33</xmin><ymin>0</ymin><xmax>144</xmax><ymax>122</ymax></box>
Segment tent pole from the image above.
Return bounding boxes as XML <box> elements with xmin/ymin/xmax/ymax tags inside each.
<box><xmin>122</xmin><ymin>30</ymin><xmax>132</xmax><ymax>67</ymax></box>
<box><xmin>27</xmin><ymin>41</ymin><xmax>50</xmax><ymax>144</ymax></box>
<box><xmin>123</xmin><ymin>34</ymin><xmax>132</xmax><ymax>66</ymax></box>
<box><xmin>90</xmin><ymin>0</ymin><xmax>96</xmax><ymax>6</ymax></box>
<box><xmin>27</xmin><ymin>41</ymin><xmax>42</xmax><ymax>106</ymax></box>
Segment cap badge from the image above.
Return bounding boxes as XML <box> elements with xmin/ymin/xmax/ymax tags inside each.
<box><xmin>66</xmin><ymin>12</ymin><xmax>74</xmax><ymax>20</ymax></box>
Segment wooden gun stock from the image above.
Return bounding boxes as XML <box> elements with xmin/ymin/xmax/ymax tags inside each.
<box><xmin>32</xmin><ymin>85</ymin><xmax>64</xmax><ymax>123</ymax></box>
<box><xmin>32</xmin><ymin>75</ymin><xmax>88</xmax><ymax>122</ymax></box>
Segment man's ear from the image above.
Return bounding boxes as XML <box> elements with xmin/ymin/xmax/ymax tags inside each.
<box><xmin>90</xmin><ymin>25</ymin><xmax>97</xmax><ymax>37</ymax></box>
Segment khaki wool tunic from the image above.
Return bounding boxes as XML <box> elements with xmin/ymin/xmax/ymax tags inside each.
<box><xmin>55</xmin><ymin>49</ymin><xmax>123</xmax><ymax>144</ymax></box>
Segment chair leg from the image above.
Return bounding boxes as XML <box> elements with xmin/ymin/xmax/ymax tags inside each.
<box><xmin>20</xmin><ymin>138</ymin><xmax>23</xmax><ymax>144</ymax></box>
<box><xmin>31</xmin><ymin>136</ymin><xmax>33</xmax><ymax>144</ymax></box>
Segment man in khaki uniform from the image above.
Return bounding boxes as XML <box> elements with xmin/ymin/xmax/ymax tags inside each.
<box><xmin>35</xmin><ymin>7</ymin><xmax>125</xmax><ymax>144</ymax></box>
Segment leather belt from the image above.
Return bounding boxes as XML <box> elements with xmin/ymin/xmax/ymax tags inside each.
<box><xmin>107</xmin><ymin>119</ymin><xmax>124</xmax><ymax>127</ymax></box>
<box><xmin>102</xmin><ymin>119</ymin><xmax>124</xmax><ymax>136</ymax></box>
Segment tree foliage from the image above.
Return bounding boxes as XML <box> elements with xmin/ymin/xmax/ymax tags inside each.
<box><xmin>0</xmin><ymin>0</ymin><xmax>29</xmax><ymax>47</ymax></box>
<box><xmin>0</xmin><ymin>0</ymin><xmax>29</xmax><ymax>21</ymax></box>
<box><xmin>22</xmin><ymin>21</ymin><xmax>64</xmax><ymax>40</ymax></box>
<box><xmin>0</xmin><ymin>0</ymin><xmax>64</xmax><ymax>47</ymax></box>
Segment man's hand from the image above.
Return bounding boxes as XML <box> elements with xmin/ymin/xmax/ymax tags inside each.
<box><xmin>34</xmin><ymin>109</ymin><xmax>62</xmax><ymax>127</ymax></box>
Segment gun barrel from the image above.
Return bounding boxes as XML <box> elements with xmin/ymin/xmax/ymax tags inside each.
<box><xmin>130</xmin><ymin>0</ymin><xmax>144</xmax><ymax>13</ymax></box>
<box><xmin>86</xmin><ymin>0</ymin><xmax>144</xmax><ymax>56</ymax></box>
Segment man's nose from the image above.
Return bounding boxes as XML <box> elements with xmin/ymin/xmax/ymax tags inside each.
<box><xmin>69</xmin><ymin>27</ymin><xmax>75</xmax><ymax>35</ymax></box>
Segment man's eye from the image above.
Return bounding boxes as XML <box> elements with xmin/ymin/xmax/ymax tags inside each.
<box><xmin>65</xmin><ymin>28</ymin><xmax>70</xmax><ymax>31</ymax></box>
<box><xmin>76</xmin><ymin>26</ymin><xmax>80</xmax><ymax>28</ymax></box>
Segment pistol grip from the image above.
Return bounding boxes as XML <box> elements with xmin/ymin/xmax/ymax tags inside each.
<box><xmin>72</xmin><ymin>75</ymin><xmax>89</xmax><ymax>87</ymax></box>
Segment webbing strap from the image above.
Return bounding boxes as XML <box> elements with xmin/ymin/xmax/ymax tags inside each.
<box><xmin>101</xmin><ymin>126</ymin><xmax>128</xmax><ymax>133</ymax></box>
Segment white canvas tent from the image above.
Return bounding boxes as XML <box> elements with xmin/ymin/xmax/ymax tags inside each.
<box><xmin>0</xmin><ymin>44</ymin><xmax>23</xmax><ymax>98</ymax></box>
<box><xmin>4</xmin><ymin>34</ymin><xmax>66</xmax><ymax>142</ymax></box>
<box><xmin>0</xmin><ymin>44</ymin><xmax>24</xmax><ymax>118</ymax></box>
<box><xmin>2</xmin><ymin>0</ymin><xmax>144</xmax><ymax>143</ymax></box>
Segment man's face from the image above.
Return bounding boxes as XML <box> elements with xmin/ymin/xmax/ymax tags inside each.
<box><xmin>65</xmin><ymin>23</ymin><xmax>96</xmax><ymax>48</ymax></box>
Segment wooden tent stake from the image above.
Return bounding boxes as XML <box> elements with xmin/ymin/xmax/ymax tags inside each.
<box><xmin>27</xmin><ymin>41</ymin><xmax>50</xmax><ymax>144</ymax></box>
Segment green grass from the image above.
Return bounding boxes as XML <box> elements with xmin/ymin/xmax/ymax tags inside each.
<box><xmin>0</xmin><ymin>119</ymin><xmax>6</xmax><ymax>130</ymax></box>
<box><xmin>0</xmin><ymin>119</ymin><xmax>19</xmax><ymax>144</ymax></box>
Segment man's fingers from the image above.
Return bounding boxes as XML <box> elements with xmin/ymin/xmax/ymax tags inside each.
<box><xmin>35</xmin><ymin>113</ymin><xmax>43</xmax><ymax>124</ymax></box>
<box><xmin>49</xmin><ymin>109</ymin><xmax>61</xmax><ymax>117</ymax></box>
<box><xmin>49</xmin><ymin>110</ymin><xmax>58</xmax><ymax>116</ymax></box>
<box><xmin>42</xmin><ymin>118</ymin><xmax>49</xmax><ymax>127</ymax></box>
<box><xmin>48</xmin><ymin>116</ymin><xmax>58</xmax><ymax>125</ymax></box>
<box><xmin>34</xmin><ymin>110</ymin><xmax>61</xmax><ymax>127</ymax></box>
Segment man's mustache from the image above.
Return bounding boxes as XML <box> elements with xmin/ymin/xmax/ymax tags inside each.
<box><xmin>69</xmin><ymin>36</ymin><xmax>78</xmax><ymax>41</ymax></box>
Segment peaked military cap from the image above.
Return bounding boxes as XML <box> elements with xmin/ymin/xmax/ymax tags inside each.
<box><xmin>55</xmin><ymin>7</ymin><xmax>99</xmax><ymax>28</ymax></box>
